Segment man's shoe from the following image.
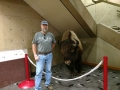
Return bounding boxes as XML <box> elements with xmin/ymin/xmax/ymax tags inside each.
<box><xmin>46</xmin><ymin>85</ymin><xmax>53</xmax><ymax>90</ymax></box>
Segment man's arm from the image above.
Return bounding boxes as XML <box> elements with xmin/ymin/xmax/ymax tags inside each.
<box><xmin>52</xmin><ymin>43</ymin><xmax>56</xmax><ymax>50</ymax></box>
<box><xmin>32</xmin><ymin>44</ymin><xmax>37</xmax><ymax>56</ymax></box>
<box><xmin>32</xmin><ymin>44</ymin><xmax>39</xmax><ymax>61</ymax></box>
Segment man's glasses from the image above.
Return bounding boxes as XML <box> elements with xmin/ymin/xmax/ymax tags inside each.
<box><xmin>44</xmin><ymin>34</ymin><xmax>46</xmax><ymax>39</ymax></box>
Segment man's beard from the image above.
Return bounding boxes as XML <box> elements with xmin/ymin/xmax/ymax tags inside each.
<box><xmin>42</xmin><ymin>28</ymin><xmax>48</xmax><ymax>33</ymax></box>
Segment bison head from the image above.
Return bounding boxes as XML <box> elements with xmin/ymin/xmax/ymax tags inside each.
<box><xmin>60</xmin><ymin>38</ymin><xmax>79</xmax><ymax>65</ymax></box>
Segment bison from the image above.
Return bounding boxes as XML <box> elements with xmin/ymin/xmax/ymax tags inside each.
<box><xmin>60</xmin><ymin>30</ymin><xmax>83</xmax><ymax>76</ymax></box>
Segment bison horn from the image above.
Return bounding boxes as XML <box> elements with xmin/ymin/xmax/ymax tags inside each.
<box><xmin>72</xmin><ymin>44</ymin><xmax>77</xmax><ymax>47</ymax></box>
<box><xmin>72</xmin><ymin>38</ymin><xmax>79</xmax><ymax>47</ymax></box>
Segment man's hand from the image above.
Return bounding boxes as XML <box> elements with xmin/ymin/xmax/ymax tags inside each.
<box><xmin>34</xmin><ymin>55</ymin><xmax>39</xmax><ymax>61</ymax></box>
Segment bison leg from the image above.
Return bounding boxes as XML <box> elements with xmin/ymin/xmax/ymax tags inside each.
<box><xmin>75</xmin><ymin>55</ymin><xmax>82</xmax><ymax>75</ymax></box>
<box><xmin>66</xmin><ymin>65</ymin><xmax>75</xmax><ymax>76</ymax></box>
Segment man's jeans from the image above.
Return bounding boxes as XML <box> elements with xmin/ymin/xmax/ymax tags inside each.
<box><xmin>35</xmin><ymin>53</ymin><xmax>53</xmax><ymax>90</ymax></box>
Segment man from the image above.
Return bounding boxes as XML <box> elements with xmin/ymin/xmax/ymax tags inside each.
<box><xmin>32</xmin><ymin>20</ymin><xmax>56</xmax><ymax>90</ymax></box>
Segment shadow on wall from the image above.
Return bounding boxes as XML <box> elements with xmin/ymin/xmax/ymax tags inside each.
<box><xmin>52</xmin><ymin>36</ymin><xmax>64</xmax><ymax>66</ymax></box>
<box><xmin>81</xmin><ymin>38</ymin><xmax>97</xmax><ymax>62</ymax></box>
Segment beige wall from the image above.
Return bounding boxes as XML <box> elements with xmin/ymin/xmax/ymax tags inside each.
<box><xmin>0</xmin><ymin>0</ymin><xmax>61</xmax><ymax>73</ymax></box>
<box><xmin>80</xmin><ymin>0</ymin><xmax>120</xmax><ymax>69</ymax></box>
<box><xmin>87</xmin><ymin>2</ymin><xmax>120</xmax><ymax>28</ymax></box>
<box><xmin>70</xmin><ymin>0</ymin><xmax>96</xmax><ymax>35</ymax></box>
<box><xmin>24</xmin><ymin>0</ymin><xmax>90</xmax><ymax>38</ymax></box>
<box><xmin>108</xmin><ymin>0</ymin><xmax>120</xmax><ymax>4</ymax></box>
<box><xmin>82</xmin><ymin>37</ymin><xmax>120</xmax><ymax>69</ymax></box>
<box><xmin>1</xmin><ymin>0</ymin><xmax>120</xmax><ymax>72</ymax></box>
<box><xmin>97</xmin><ymin>24</ymin><xmax>120</xmax><ymax>49</ymax></box>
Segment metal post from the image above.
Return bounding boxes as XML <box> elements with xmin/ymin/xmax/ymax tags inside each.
<box><xmin>25</xmin><ymin>54</ymin><xmax>30</xmax><ymax>80</ymax></box>
<box><xmin>103</xmin><ymin>56</ymin><xmax>108</xmax><ymax>90</ymax></box>
<box><xmin>18</xmin><ymin>54</ymin><xmax>35</xmax><ymax>89</ymax></box>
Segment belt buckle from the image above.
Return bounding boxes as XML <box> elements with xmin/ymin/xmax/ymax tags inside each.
<box><xmin>44</xmin><ymin>53</ymin><xmax>47</xmax><ymax>55</ymax></box>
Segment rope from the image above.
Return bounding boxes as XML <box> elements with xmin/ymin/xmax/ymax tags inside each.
<box><xmin>28</xmin><ymin>56</ymin><xmax>103</xmax><ymax>81</ymax></box>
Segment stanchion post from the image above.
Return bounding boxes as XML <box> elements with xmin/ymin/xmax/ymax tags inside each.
<box><xmin>25</xmin><ymin>54</ymin><xmax>30</xmax><ymax>80</ymax></box>
<box><xmin>103</xmin><ymin>56</ymin><xmax>108</xmax><ymax>90</ymax></box>
<box><xmin>18</xmin><ymin>54</ymin><xmax>35</xmax><ymax>89</ymax></box>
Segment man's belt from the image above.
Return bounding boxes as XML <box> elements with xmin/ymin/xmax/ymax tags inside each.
<box><xmin>38</xmin><ymin>51</ymin><xmax>52</xmax><ymax>55</ymax></box>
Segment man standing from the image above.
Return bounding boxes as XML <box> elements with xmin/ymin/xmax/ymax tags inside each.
<box><xmin>32</xmin><ymin>20</ymin><xmax>56</xmax><ymax>90</ymax></box>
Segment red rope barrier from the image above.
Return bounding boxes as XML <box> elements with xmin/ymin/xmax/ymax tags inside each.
<box><xmin>18</xmin><ymin>54</ymin><xmax>107</xmax><ymax>89</ymax></box>
<box><xmin>103</xmin><ymin>56</ymin><xmax>108</xmax><ymax>90</ymax></box>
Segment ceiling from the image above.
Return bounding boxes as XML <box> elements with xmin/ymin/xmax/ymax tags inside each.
<box><xmin>24</xmin><ymin>0</ymin><xmax>91</xmax><ymax>38</ymax></box>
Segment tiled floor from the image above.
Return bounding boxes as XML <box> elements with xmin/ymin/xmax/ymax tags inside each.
<box><xmin>1</xmin><ymin>63</ymin><xmax>120</xmax><ymax>90</ymax></box>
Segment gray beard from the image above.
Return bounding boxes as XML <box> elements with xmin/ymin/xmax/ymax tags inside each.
<box><xmin>42</xmin><ymin>28</ymin><xmax>48</xmax><ymax>33</ymax></box>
